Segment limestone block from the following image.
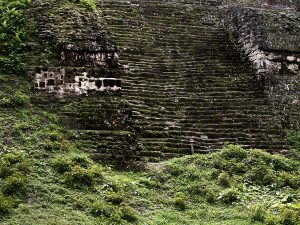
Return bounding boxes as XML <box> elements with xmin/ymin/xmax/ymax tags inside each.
<box><xmin>287</xmin><ymin>56</ymin><xmax>296</xmax><ymax>61</ymax></box>
<box><xmin>287</xmin><ymin>64</ymin><xmax>299</xmax><ymax>71</ymax></box>
<box><xmin>266</xmin><ymin>53</ymin><xmax>281</xmax><ymax>60</ymax></box>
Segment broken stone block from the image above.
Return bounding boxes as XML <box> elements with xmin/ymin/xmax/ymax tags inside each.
<box><xmin>287</xmin><ymin>64</ymin><xmax>299</xmax><ymax>71</ymax></box>
<box><xmin>287</xmin><ymin>56</ymin><xmax>296</xmax><ymax>61</ymax></box>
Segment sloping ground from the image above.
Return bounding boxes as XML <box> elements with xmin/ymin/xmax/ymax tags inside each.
<box><xmin>98</xmin><ymin>0</ymin><xmax>288</xmax><ymax>161</ymax></box>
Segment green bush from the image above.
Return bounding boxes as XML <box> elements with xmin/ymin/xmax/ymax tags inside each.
<box><xmin>217</xmin><ymin>172</ymin><xmax>231</xmax><ymax>187</ymax></box>
<box><xmin>205</xmin><ymin>189</ymin><xmax>217</xmax><ymax>203</ymax></box>
<box><xmin>173</xmin><ymin>197</ymin><xmax>186</xmax><ymax>210</ymax></box>
<box><xmin>70</xmin><ymin>0</ymin><xmax>96</xmax><ymax>11</ymax></box>
<box><xmin>218</xmin><ymin>188</ymin><xmax>239</xmax><ymax>204</ymax></box>
<box><xmin>119</xmin><ymin>204</ymin><xmax>138</xmax><ymax>222</ymax></box>
<box><xmin>0</xmin><ymin>151</ymin><xmax>29</xmax><ymax>178</ymax></box>
<box><xmin>64</xmin><ymin>165</ymin><xmax>95</xmax><ymax>187</ymax></box>
<box><xmin>48</xmin><ymin>131</ymin><xmax>64</xmax><ymax>142</ymax></box>
<box><xmin>277</xmin><ymin>171</ymin><xmax>300</xmax><ymax>189</ymax></box>
<box><xmin>2</xmin><ymin>173</ymin><xmax>27</xmax><ymax>195</ymax></box>
<box><xmin>52</xmin><ymin>156</ymin><xmax>73</xmax><ymax>173</ymax></box>
<box><xmin>250</xmin><ymin>204</ymin><xmax>266</xmax><ymax>223</ymax></box>
<box><xmin>105</xmin><ymin>192</ymin><xmax>124</xmax><ymax>205</ymax></box>
<box><xmin>286</xmin><ymin>130</ymin><xmax>300</xmax><ymax>153</ymax></box>
<box><xmin>90</xmin><ymin>200</ymin><xmax>116</xmax><ymax>218</ymax></box>
<box><xmin>0</xmin><ymin>194</ymin><xmax>13</xmax><ymax>215</ymax></box>
<box><xmin>221</xmin><ymin>144</ymin><xmax>247</xmax><ymax>159</ymax></box>
<box><xmin>244</xmin><ymin>165</ymin><xmax>276</xmax><ymax>185</ymax></box>
<box><xmin>12</xmin><ymin>122</ymin><xmax>32</xmax><ymax>134</ymax></box>
<box><xmin>69</xmin><ymin>153</ymin><xmax>92</xmax><ymax>168</ymax></box>
<box><xmin>187</xmin><ymin>181</ymin><xmax>210</xmax><ymax>196</ymax></box>
<box><xmin>265</xmin><ymin>214</ymin><xmax>280</xmax><ymax>225</ymax></box>
<box><xmin>0</xmin><ymin>0</ymin><xmax>34</xmax><ymax>75</ymax></box>
<box><xmin>0</xmin><ymin>91</ymin><xmax>30</xmax><ymax>107</ymax></box>
<box><xmin>280</xmin><ymin>209</ymin><xmax>299</xmax><ymax>225</ymax></box>
<box><xmin>44</xmin><ymin>140</ymin><xmax>62</xmax><ymax>151</ymax></box>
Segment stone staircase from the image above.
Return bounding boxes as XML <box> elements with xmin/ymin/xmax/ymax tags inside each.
<box><xmin>97</xmin><ymin>0</ymin><xmax>288</xmax><ymax>161</ymax></box>
<box><xmin>27</xmin><ymin>0</ymin><xmax>290</xmax><ymax>164</ymax></box>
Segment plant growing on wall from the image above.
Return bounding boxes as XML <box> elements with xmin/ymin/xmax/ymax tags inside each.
<box><xmin>0</xmin><ymin>0</ymin><xmax>34</xmax><ymax>75</ymax></box>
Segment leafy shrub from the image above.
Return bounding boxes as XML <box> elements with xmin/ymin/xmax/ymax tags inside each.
<box><xmin>277</xmin><ymin>171</ymin><xmax>300</xmax><ymax>189</ymax></box>
<box><xmin>221</xmin><ymin>144</ymin><xmax>247</xmax><ymax>159</ymax></box>
<box><xmin>244</xmin><ymin>165</ymin><xmax>276</xmax><ymax>185</ymax></box>
<box><xmin>64</xmin><ymin>165</ymin><xmax>95</xmax><ymax>187</ymax></box>
<box><xmin>52</xmin><ymin>156</ymin><xmax>73</xmax><ymax>173</ymax></box>
<box><xmin>205</xmin><ymin>189</ymin><xmax>217</xmax><ymax>203</ymax></box>
<box><xmin>12</xmin><ymin>122</ymin><xmax>32</xmax><ymax>134</ymax></box>
<box><xmin>48</xmin><ymin>131</ymin><xmax>63</xmax><ymax>142</ymax></box>
<box><xmin>217</xmin><ymin>172</ymin><xmax>231</xmax><ymax>187</ymax></box>
<box><xmin>105</xmin><ymin>192</ymin><xmax>124</xmax><ymax>205</ymax></box>
<box><xmin>44</xmin><ymin>140</ymin><xmax>62</xmax><ymax>151</ymax></box>
<box><xmin>187</xmin><ymin>181</ymin><xmax>210</xmax><ymax>196</ymax></box>
<box><xmin>280</xmin><ymin>209</ymin><xmax>299</xmax><ymax>225</ymax></box>
<box><xmin>173</xmin><ymin>197</ymin><xmax>186</xmax><ymax>210</ymax></box>
<box><xmin>218</xmin><ymin>188</ymin><xmax>239</xmax><ymax>204</ymax></box>
<box><xmin>286</xmin><ymin>130</ymin><xmax>300</xmax><ymax>153</ymax></box>
<box><xmin>2</xmin><ymin>173</ymin><xmax>27</xmax><ymax>195</ymax></box>
<box><xmin>264</xmin><ymin>214</ymin><xmax>280</xmax><ymax>225</ymax></box>
<box><xmin>0</xmin><ymin>194</ymin><xmax>13</xmax><ymax>215</ymax></box>
<box><xmin>90</xmin><ymin>200</ymin><xmax>116</xmax><ymax>218</ymax></box>
<box><xmin>69</xmin><ymin>153</ymin><xmax>91</xmax><ymax>168</ymax></box>
<box><xmin>70</xmin><ymin>0</ymin><xmax>96</xmax><ymax>11</ymax></box>
<box><xmin>119</xmin><ymin>204</ymin><xmax>138</xmax><ymax>222</ymax></box>
<box><xmin>250</xmin><ymin>204</ymin><xmax>266</xmax><ymax>223</ymax></box>
<box><xmin>0</xmin><ymin>91</ymin><xmax>30</xmax><ymax>107</ymax></box>
<box><xmin>0</xmin><ymin>151</ymin><xmax>29</xmax><ymax>178</ymax></box>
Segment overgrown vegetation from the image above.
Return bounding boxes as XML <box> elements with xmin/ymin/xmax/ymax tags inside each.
<box><xmin>0</xmin><ymin>0</ymin><xmax>34</xmax><ymax>75</ymax></box>
<box><xmin>70</xmin><ymin>0</ymin><xmax>96</xmax><ymax>11</ymax></box>
<box><xmin>0</xmin><ymin>0</ymin><xmax>299</xmax><ymax>224</ymax></box>
<box><xmin>0</xmin><ymin>119</ymin><xmax>299</xmax><ymax>225</ymax></box>
<box><xmin>287</xmin><ymin>129</ymin><xmax>300</xmax><ymax>154</ymax></box>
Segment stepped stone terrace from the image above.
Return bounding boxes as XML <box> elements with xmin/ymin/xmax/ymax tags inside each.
<box><xmin>27</xmin><ymin>0</ymin><xmax>300</xmax><ymax>164</ymax></box>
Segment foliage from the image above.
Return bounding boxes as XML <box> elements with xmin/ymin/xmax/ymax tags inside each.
<box><xmin>70</xmin><ymin>0</ymin><xmax>96</xmax><ymax>11</ymax></box>
<box><xmin>0</xmin><ymin>91</ymin><xmax>30</xmax><ymax>107</ymax></box>
<box><xmin>0</xmin><ymin>194</ymin><xmax>13</xmax><ymax>215</ymax></box>
<box><xmin>0</xmin><ymin>0</ymin><xmax>34</xmax><ymax>75</ymax></box>
<box><xmin>286</xmin><ymin>129</ymin><xmax>300</xmax><ymax>153</ymax></box>
<box><xmin>2</xmin><ymin>172</ymin><xmax>27</xmax><ymax>195</ymax></box>
<box><xmin>173</xmin><ymin>197</ymin><xmax>186</xmax><ymax>210</ymax></box>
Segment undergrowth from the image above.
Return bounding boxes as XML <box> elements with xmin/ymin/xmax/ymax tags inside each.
<box><xmin>0</xmin><ymin>0</ymin><xmax>34</xmax><ymax>75</ymax></box>
<box><xmin>70</xmin><ymin>0</ymin><xmax>96</xmax><ymax>11</ymax></box>
<box><xmin>0</xmin><ymin>0</ymin><xmax>299</xmax><ymax>224</ymax></box>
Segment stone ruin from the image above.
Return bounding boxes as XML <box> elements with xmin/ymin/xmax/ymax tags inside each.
<box><xmin>33</xmin><ymin>47</ymin><xmax>124</xmax><ymax>95</ymax></box>
<box><xmin>225</xmin><ymin>7</ymin><xmax>300</xmax><ymax>80</ymax></box>
<box><xmin>33</xmin><ymin>67</ymin><xmax>121</xmax><ymax>95</ymax></box>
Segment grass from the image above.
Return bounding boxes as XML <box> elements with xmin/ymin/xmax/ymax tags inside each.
<box><xmin>0</xmin><ymin>99</ymin><xmax>299</xmax><ymax>225</ymax></box>
<box><xmin>0</xmin><ymin>0</ymin><xmax>299</xmax><ymax>224</ymax></box>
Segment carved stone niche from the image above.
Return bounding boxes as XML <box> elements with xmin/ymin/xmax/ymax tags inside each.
<box><xmin>33</xmin><ymin>67</ymin><xmax>65</xmax><ymax>92</ymax></box>
<box><xmin>33</xmin><ymin>67</ymin><xmax>121</xmax><ymax>95</ymax></box>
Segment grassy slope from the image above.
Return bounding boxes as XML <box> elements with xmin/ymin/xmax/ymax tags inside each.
<box><xmin>0</xmin><ymin>0</ymin><xmax>300</xmax><ymax>224</ymax></box>
<box><xmin>0</xmin><ymin>94</ymin><xmax>299</xmax><ymax>225</ymax></box>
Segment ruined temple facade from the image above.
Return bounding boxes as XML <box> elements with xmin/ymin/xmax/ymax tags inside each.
<box><xmin>33</xmin><ymin>67</ymin><xmax>121</xmax><ymax>95</ymax></box>
<box><xmin>28</xmin><ymin>0</ymin><xmax>300</xmax><ymax>164</ymax></box>
<box><xmin>33</xmin><ymin>48</ymin><xmax>123</xmax><ymax>95</ymax></box>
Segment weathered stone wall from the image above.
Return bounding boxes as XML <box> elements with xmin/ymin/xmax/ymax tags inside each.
<box><xmin>25</xmin><ymin>0</ymin><xmax>300</xmax><ymax>165</ymax></box>
<box><xmin>33</xmin><ymin>67</ymin><xmax>121</xmax><ymax>95</ymax></box>
<box><xmin>26</xmin><ymin>0</ymin><xmax>141</xmax><ymax>168</ymax></box>
<box><xmin>225</xmin><ymin>7</ymin><xmax>300</xmax><ymax>128</ymax></box>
